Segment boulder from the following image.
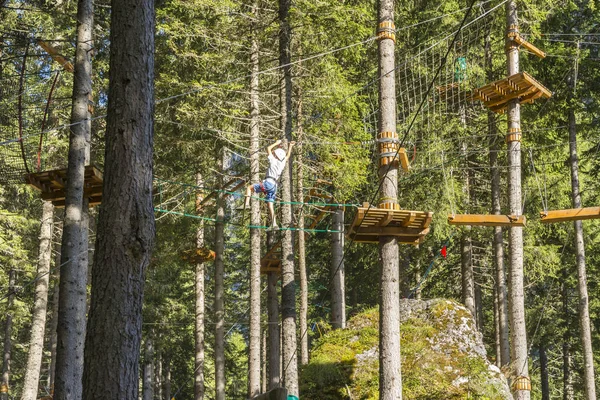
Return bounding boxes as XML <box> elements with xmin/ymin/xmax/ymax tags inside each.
<box><xmin>301</xmin><ymin>299</ymin><xmax>512</xmax><ymax>399</ymax></box>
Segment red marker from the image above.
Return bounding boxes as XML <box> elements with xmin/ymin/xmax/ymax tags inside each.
<box><xmin>440</xmin><ymin>245</ymin><xmax>447</xmax><ymax>258</ymax></box>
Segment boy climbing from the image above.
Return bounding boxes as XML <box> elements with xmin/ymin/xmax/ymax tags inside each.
<box><xmin>244</xmin><ymin>139</ymin><xmax>296</xmax><ymax>229</ymax></box>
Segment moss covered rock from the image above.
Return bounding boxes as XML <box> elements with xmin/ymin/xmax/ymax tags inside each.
<box><xmin>301</xmin><ymin>299</ymin><xmax>511</xmax><ymax>399</ymax></box>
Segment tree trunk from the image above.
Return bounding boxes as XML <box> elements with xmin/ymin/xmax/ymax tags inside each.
<box><xmin>377</xmin><ymin>1</ymin><xmax>402</xmax><ymax>398</ymax></box>
<box><xmin>266</xmin><ymin>232</ymin><xmax>280</xmax><ymax>389</ymax></box>
<box><xmin>54</xmin><ymin>0</ymin><xmax>93</xmax><ymax>397</ymax></box>
<box><xmin>540</xmin><ymin>344</ymin><xmax>549</xmax><ymax>400</ymax></box>
<box><xmin>48</xmin><ymin>255</ymin><xmax>61</xmax><ymax>392</ymax></box>
<box><xmin>485</xmin><ymin>26</ymin><xmax>510</xmax><ymax>368</ymax></box>
<box><xmin>461</xmin><ymin>227</ymin><xmax>476</xmax><ymax>318</ymax></box>
<box><xmin>248</xmin><ymin>5</ymin><xmax>262</xmax><ymax>395</ymax></box>
<box><xmin>278</xmin><ymin>0</ymin><xmax>298</xmax><ymax>395</ymax></box>
<box><xmin>505</xmin><ymin>3</ymin><xmax>529</xmax><ymax>399</ymax></box>
<box><xmin>493</xmin><ymin>288</ymin><xmax>501</xmax><ymax>367</ymax></box>
<box><xmin>155</xmin><ymin>353</ymin><xmax>163</xmax><ymax>400</ymax></box>
<box><xmin>296</xmin><ymin>90</ymin><xmax>308</xmax><ymax>366</ymax></box>
<box><xmin>163</xmin><ymin>357</ymin><xmax>171</xmax><ymax>400</ymax></box>
<box><xmin>142</xmin><ymin>337</ymin><xmax>154</xmax><ymax>400</ymax></box>
<box><xmin>214</xmin><ymin>158</ymin><xmax>226</xmax><ymax>400</ymax></box>
<box><xmin>562</xmin><ymin>274</ymin><xmax>574</xmax><ymax>400</ymax></box>
<box><xmin>261</xmin><ymin>331</ymin><xmax>267</xmax><ymax>393</ymax></box>
<box><xmin>331</xmin><ymin>207</ymin><xmax>346</xmax><ymax>329</ymax></box>
<box><xmin>567</xmin><ymin>46</ymin><xmax>596</xmax><ymax>400</ymax></box>
<box><xmin>1</xmin><ymin>269</ymin><xmax>15</xmax><ymax>400</ymax></box>
<box><xmin>21</xmin><ymin>201</ymin><xmax>54</xmax><ymax>400</ymax></box>
<box><xmin>81</xmin><ymin>0</ymin><xmax>155</xmax><ymax>397</ymax></box>
<box><xmin>195</xmin><ymin>173</ymin><xmax>206</xmax><ymax>400</ymax></box>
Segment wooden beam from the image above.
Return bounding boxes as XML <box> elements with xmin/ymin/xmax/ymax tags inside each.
<box><xmin>448</xmin><ymin>214</ymin><xmax>526</xmax><ymax>227</ymax></box>
<box><xmin>540</xmin><ymin>207</ymin><xmax>600</xmax><ymax>223</ymax></box>
<box><xmin>351</xmin><ymin>226</ymin><xmax>430</xmax><ymax>237</ymax></box>
<box><xmin>513</xmin><ymin>35</ymin><xmax>546</xmax><ymax>58</ymax></box>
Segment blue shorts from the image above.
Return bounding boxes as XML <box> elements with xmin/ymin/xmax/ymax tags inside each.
<box><xmin>253</xmin><ymin>179</ymin><xmax>277</xmax><ymax>202</ymax></box>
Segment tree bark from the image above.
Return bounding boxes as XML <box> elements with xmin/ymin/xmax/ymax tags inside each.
<box><xmin>82</xmin><ymin>0</ymin><xmax>155</xmax><ymax>397</ymax></box>
<box><xmin>155</xmin><ymin>353</ymin><xmax>163</xmax><ymax>400</ymax></box>
<box><xmin>540</xmin><ymin>344</ymin><xmax>550</xmax><ymax>400</ymax></box>
<box><xmin>567</xmin><ymin>45</ymin><xmax>596</xmax><ymax>400</ymax></box>
<box><xmin>493</xmin><ymin>288</ymin><xmax>501</xmax><ymax>368</ymax></box>
<box><xmin>214</xmin><ymin>158</ymin><xmax>226</xmax><ymax>400</ymax></box>
<box><xmin>485</xmin><ymin>24</ymin><xmax>510</xmax><ymax>368</ymax></box>
<box><xmin>562</xmin><ymin>275</ymin><xmax>574</xmax><ymax>400</ymax></box>
<box><xmin>142</xmin><ymin>337</ymin><xmax>154</xmax><ymax>400</ymax></box>
<box><xmin>163</xmin><ymin>357</ymin><xmax>171</xmax><ymax>400</ymax></box>
<box><xmin>248</xmin><ymin>5</ymin><xmax>262</xmax><ymax>395</ymax></box>
<box><xmin>266</xmin><ymin>232</ymin><xmax>280</xmax><ymax>389</ymax></box>
<box><xmin>261</xmin><ymin>331</ymin><xmax>267</xmax><ymax>393</ymax></box>
<box><xmin>505</xmin><ymin>3</ymin><xmax>529</xmax><ymax>399</ymax></box>
<box><xmin>331</xmin><ymin>207</ymin><xmax>346</xmax><ymax>329</ymax></box>
<box><xmin>461</xmin><ymin>227</ymin><xmax>476</xmax><ymax>318</ymax></box>
<box><xmin>1</xmin><ymin>269</ymin><xmax>15</xmax><ymax>400</ymax></box>
<box><xmin>21</xmin><ymin>201</ymin><xmax>54</xmax><ymax>400</ymax></box>
<box><xmin>377</xmin><ymin>1</ymin><xmax>402</xmax><ymax>398</ymax></box>
<box><xmin>278</xmin><ymin>0</ymin><xmax>298</xmax><ymax>395</ymax></box>
<box><xmin>54</xmin><ymin>0</ymin><xmax>93</xmax><ymax>397</ymax></box>
<box><xmin>48</xmin><ymin>255</ymin><xmax>61</xmax><ymax>392</ymax></box>
<box><xmin>296</xmin><ymin>90</ymin><xmax>308</xmax><ymax>366</ymax></box>
<box><xmin>195</xmin><ymin>173</ymin><xmax>206</xmax><ymax>400</ymax></box>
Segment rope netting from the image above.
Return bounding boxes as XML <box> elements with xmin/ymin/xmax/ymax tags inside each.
<box><xmin>0</xmin><ymin>39</ymin><xmax>76</xmax><ymax>184</ymax></box>
<box><xmin>358</xmin><ymin>3</ymin><xmax>507</xmax><ymax>216</ymax></box>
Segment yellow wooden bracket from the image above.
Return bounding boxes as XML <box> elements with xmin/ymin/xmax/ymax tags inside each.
<box><xmin>507</xmin><ymin>26</ymin><xmax>546</xmax><ymax>58</ymax></box>
<box><xmin>376</xmin><ymin>21</ymin><xmax>396</xmax><ymax>43</ymax></box>
<box><xmin>38</xmin><ymin>40</ymin><xmax>74</xmax><ymax>72</ymax></box>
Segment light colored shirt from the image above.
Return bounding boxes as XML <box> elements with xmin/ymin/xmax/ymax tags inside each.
<box><xmin>266</xmin><ymin>153</ymin><xmax>286</xmax><ymax>181</ymax></box>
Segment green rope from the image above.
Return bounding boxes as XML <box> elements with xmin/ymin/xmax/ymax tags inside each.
<box><xmin>154</xmin><ymin>208</ymin><xmax>343</xmax><ymax>233</ymax></box>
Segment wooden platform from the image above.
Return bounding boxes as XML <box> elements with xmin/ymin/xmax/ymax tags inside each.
<box><xmin>348</xmin><ymin>203</ymin><xmax>432</xmax><ymax>245</ymax></box>
<box><xmin>448</xmin><ymin>214</ymin><xmax>526</xmax><ymax>227</ymax></box>
<box><xmin>540</xmin><ymin>207</ymin><xmax>600</xmax><ymax>223</ymax></box>
<box><xmin>471</xmin><ymin>72</ymin><xmax>551</xmax><ymax>113</ymax></box>
<box><xmin>25</xmin><ymin>165</ymin><xmax>103</xmax><ymax>208</ymax></box>
<box><xmin>182</xmin><ymin>246</ymin><xmax>216</xmax><ymax>263</ymax></box>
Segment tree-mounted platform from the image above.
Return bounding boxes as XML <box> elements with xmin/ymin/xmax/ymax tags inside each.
<box><xmin>448</xmin><ymin>214</ymin><xmax>526</xmax><ymax>227</ymax></box>
<box><xmin>25</xmin><ymin>165</ymin><xmax>103</xmax><ymax>208</ymax></box>
<box><xmin>540</xmin><ymin>207</ymin><xmax>600</xmax><ymax>223</ymax></box>
<box><xmin>348</xmin><ymin>202</ymin><xmax>432</xmax><ymax>245</ymax></box>
<box><xmin>182</xmin><ymin>246</ymin><xmax>216</xmax><ymax>264</ymax></box>
<box><xmin>471</xmin><ymin>72</ymin><xmax>551</xmax><ymax>114</ymax></box>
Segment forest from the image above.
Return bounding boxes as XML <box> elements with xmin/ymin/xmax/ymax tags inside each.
<box><xmin>0</xmin><ymin>0</ymin><xmax>599</xmax><ymax>399</ymax></box>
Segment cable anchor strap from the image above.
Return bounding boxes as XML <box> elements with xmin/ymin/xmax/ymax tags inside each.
<box><xmin>511</xmin><ymin>376</ymin><xmax>531</xmax><ymax>391</ymax></box>
<box><xmin>506</xmin><ymin>127</ymin><xmax>522</xmax><ymax>143</ymax></box>
<box><xmin>376</xmin><ymin>21</ymin><xmax>396</xmax><ymax>43</ymax></box>
<box><xmin>506</xmin><ymin>23</ymin><xmax>520</xmax><ymax>51</ymax></box>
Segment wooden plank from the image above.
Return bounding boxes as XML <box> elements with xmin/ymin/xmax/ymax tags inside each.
<box><xmin>540</xmin><ymin>207</ymin><xmax>600</xmax><ymax>223</ymax></box>
<box><xmin>514</xmin><ymin>36</ymin><xmax>546</xmax><ymax>58</ymax></box>
<box><xmin>448</xmin><ymin>214</ymin><xmax>526</xmax><ymax>227</ymax></box>
<box><xmin>351</xmin><ymin>226</ymin><xmax>430</xmax><ymax>236</ymax></box>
